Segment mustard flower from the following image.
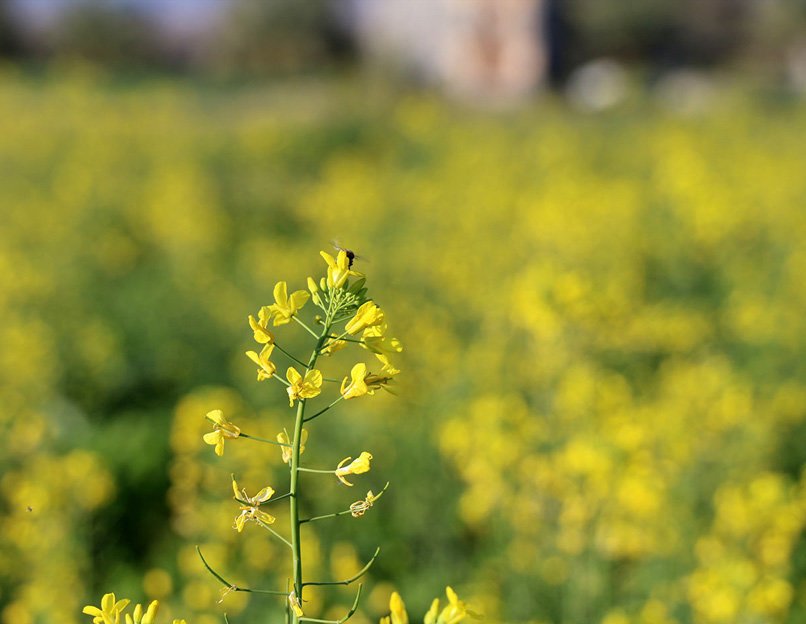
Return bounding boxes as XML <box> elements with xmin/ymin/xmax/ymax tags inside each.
<box><xmin>350</xmin><ymin>490</ymin><xmax>381</xmax><ymax>518</ymax></box>
<box><xmin>286</xmin><ymin>367</ymin><xmax>323</xmax><ymax>406</ymax></box>
<box><xmin>232</xmin><ymin>477</ymin><xmax>276</xmax><ymax>532</ymax></box>
<box><xmin>424</xmin><ymin>587</ymin><xmax>469</xmax><ymax>624</ymax></box>
<box><xmin>83</xmin><ymin>593</ymin><xmax>130</xmax><ymax>624</ymax></box>
<box><xmin>345</xmin><ymin>301</ymin><xmax>384</xmax><ymax>335</ymax></box>
<box><xmin>307</xmin><ymin>276</ymin><xmax>323</xmax><ymax>306</ymax></box>
<box><xmin>335</xmin><ymin>451</ymin><xmax>373</xmax><ymax>486</ymax></box>
<box><xmin>245</xmin><ymin>343</ymin><xmax>277</xmax><ymax>381</ymax></box>
<box><xmin>124</xmin><ymin>601</ymin><xmax>159</xmax><ymax>624</ymax></box>
<box><xmin>277</xmin><ymin>428</ymin><xmax>307</xmax><ymax>464</ymax></box>
<box><xmin>380</xmin><ymin>592</ymin><xmax>409</xmax><ymax>624</ymax></box>
<box><xmin>320</xmin><ymin>250</ymin><xmax>361</xmax><ymax>289</ymax></box>
<box><xmin>341</xmin><ymin>363</ymin><xmax>369</xmax><ymax>399</ymax></box>
<box><xmin>365</xmin><ymin>367</ymin><xmax>399</xmax><ymax>394</ymax></box>
<box><xmin>203</xmin><ymin>410</ymin><xmax>240</xmax><ymax>457</ymax></box>
<box><xmin>268</xmin><ymin>281</ymin><xmax>310</xmax><ymax>326</ymax></box>
<box><xmin>248</xmin><ymin>308</ymin><xmax>274</xmax><ymax>344</ymax></box>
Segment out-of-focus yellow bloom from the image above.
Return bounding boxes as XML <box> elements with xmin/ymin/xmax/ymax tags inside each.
<box><xmin>288</xmin><ymin>591</ymin><xmax>304</xmax><ymax>617</ymax></box>
<box><xmin>422</xmin><ymin>587</ymin><xmax>469</xmax><ymax>624</ymax></box>
<box><xmin>345</xmin><ymin>301</ymin><xmax>384</xmax><ymax>335</ymax></box>
<box><xmin>248</xmin><ymin>308</ymin><xmax>274</xmax><ymax>344</ymax></box>
<box><xmin>245</xmin><ymin>344</ymin><xmax>277</xmax><ymax>381</ymax></box>
<box><xmin>350</xmin><ymin>490</ymin><xmax>382</xmax><ymax>517</ymax></box>
<box><xmin>379</xmin><ymin>591</ymin><xmax>409</xmax><ymax>624</ymax></box>
<box><xmin>341</xmin><ymin>363</ymin><xmax>369</xmax><ymax>399</ymax></box>
<box><xmin>202</xmin><ymin>410</ymin><xmax>240</xmax><ymax>456</ymax></box>
<box><xmin>277</xmin><ymin>429</ymin><xmax>307</xmax><ymax>464</ymax></box>
<box><xmin>268</xmin><ymin>281</ymin><xmax>310</xmax><ymax>325</ymax></box>
<box><xmin>83</xmin><ymin>593</ymin><xmax>130</xmax><ymax>624</ymax></box>
<box><xmin>320</xmin><ymin>250</ymin><xmax>361</xmax><ymax>289</ymax></box>
<box><xmin>286</xmin><ymin>367</ymin><xmax>323</xmax><ymax>406</ymax></box>
<box><xmin>232</xmin><ymin>477</ymin><xmax>275</xmax><ymax>532</ymax></box>
<box><xmin>124</xmin><ymin>601</ymin><xmax>159</xmax><ymax>624</ymax></box>
<box><xmin>335</xmin><ymin>452</ymin><xmax>373</xmax><ymax>486</ymax></box>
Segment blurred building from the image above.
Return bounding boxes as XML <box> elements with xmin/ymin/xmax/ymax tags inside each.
<box><xmin>348</xmin><ymin>0</ymin><xmax>547</xmax><ymax>102</ymax></box>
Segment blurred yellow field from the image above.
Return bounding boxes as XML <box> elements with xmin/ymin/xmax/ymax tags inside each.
<box><xmin>0</xmin><ymin>70</ymin><xmax>804</xmax><ymax>624</ymax></box>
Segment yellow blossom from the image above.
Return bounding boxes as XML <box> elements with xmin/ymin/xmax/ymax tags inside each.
<box><xmin>335</xmin><ymin>451</ymin><xmax>373</xmax><ymax>486</ymax></box>
<box><xmin>424</xmin><ymin>587</ymin><xmax>469</xmax><ymax>624</ymax></box>
<box><xmin>286</xmin><ymin>367</ymin><xmax>323</xmax><ymax>406</ymax></box>
<box><xmin>320</xmin><ymin>250</ymin><xmax>362</xmax><ymax>289</ymax></box>
<box><xmin>345</xmin><ymin>301</ymin><xmax>384</xmax><ymax>335</ymax></box>
<box><xmin>268</xmin><ymin>281</ymin><xmax>310</xmax><ymax>325</ymax></box>
<box><xmin>248</xmin><ymin>308</ymin><xmax>274</xmax><ymax>344</ymax></box>
<box><xmin>277</xmin><ymin>429</ymin><xmax>307</xmax><ymax>464</ymax></box>
<box><xmin>202</xmin><ymin>410</ymin><xmax>240</xmax><ymax>456</ymax></box>
<box><xmin>380</xmin><ymin>591</ymin><xmax>409</xmax><ymax>624</ymax></box>
<box><xmin>83</xmin><ymin>593</ymin><xmax>130</xmax><ymax>624</ymax></box>
<box><xmin>124</xmin><ymin>601</ymin><xmax>159</xmax><ymax>624</ymax></box>
<box><xmin>245</xmin><ymin>344</ymin><xmax>277</xmax><ymax>381</ymax></box>
<box><xmin>341</xmin><ymin>363</ymin><xmax>369</xmax><ymax>399</ymax></box>
<box><xmin>231</xmin><ymin>476</ymin><xmax>276</xmax><ymax>532</ymax></box>
<box><xmin>307</xmin><ymin>276</ymin><xmax>323</xmax><ymax>306</ymax></box>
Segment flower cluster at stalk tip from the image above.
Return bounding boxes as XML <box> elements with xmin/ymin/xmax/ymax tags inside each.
<box><xmin>197</xmin><ymin>248</ymin><xmax>404</xmax><ymax>622</ymax></box>
<box><xmin>379</xmin><ymin>587</ymin><xmax>475</xmax><ymax>624</ymax></box>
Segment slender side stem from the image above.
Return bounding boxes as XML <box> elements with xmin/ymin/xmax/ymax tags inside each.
<box><xmin>299</xmin><ymin>584</ymin><xmax>363</xmax><ymax>624</ymax></box>
<box><xmin>303</xmin><ymin>396</ymin><xmax>345</xmax><ymax>423</ymax></box>
<box><xmin>257</xmin><ymin>519</ymin><xmax>294</xmax><ymax>549</ymax></box>
<box><xmin>302</xmin><ymin>547</ymin><xmax>380</xmax><ymax>587</ymax></box>
<box><xmin>196</xmin><ymin>546</ymin><xmax>288</xmax><ymax>596</ymax></box>
<box><xmin>293</xmin><ymin>315</ymin><xmax>320</xmax><ymax>338</ymax></box>
<box><xmin>300</xmin><ymin>508</ymin><xmax>353</xmax><ymax>524</ymax></box>
<box><xmin>240</xmin><ymin>432</ymin><xmax>291</xmax><ymax>447</ymax></box>
<box><xmin>297</xmin><ymin>467</ymin><xmax>336</xmax><ymax>474</ymax></box>
<box><xmin>274</xmin><ymin>342</ymin><xmax>309</xmax><ymax>368</ymax></box>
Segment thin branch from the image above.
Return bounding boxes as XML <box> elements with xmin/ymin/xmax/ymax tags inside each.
<box><xmin>299</xmin><ymin>584</ymin><xmax>363</xmax><ymax>624</ymax></box>
<box><xmin>300</xmin><ymin>482</ymin><xmax>390</xmax><ymax>524</ymax></box>
<box><xmin>292</xmin><ymin>315</ymin><xmax>320</xmax><ymax>338</ymax></box>
<box><xmin>274</xmin><ymin>342</ymin><xmax>308</xmax><ymax>368</ymax></box>
<box><xmin>240</xmin><ymin>432</ymin><xmax>291</xmax><ymax>447</ymax></box>
<box><xmin>302</xmin><ymin>548</ymin><xmax>380</xmax><ymax>587</ymax></box>
<box><xmin>303</xmin><ymin>396</ymin><xmax>345</xmax><ymax>423</ymax></box>
<box><xmin>196</xmin><ymin>546</ymin><xmax>288</xmax><ymax>595</ymax></box>
<box><xmin>256</xmin><ymin>519</ymin><xmax>294</xmax><ymax>549</ymax></box>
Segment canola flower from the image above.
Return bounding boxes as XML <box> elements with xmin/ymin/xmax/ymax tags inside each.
<box><xmin>83</xmin><ymin>595</ymin><xmax>186</xmax><ymax>624</ymax></box>
<box><xmin>380</xmin><ymin>587</ymin><xmax>473</xmax><ymax>624</ymax></box>
<box><xmin>195</xmin><ymin>249</ymin><xmax>403</xmax><ymax>623</ymax></box>
<box><xmin>202</xmin><ymin>410</ymin><xmax>240</xmax><ymax>457</ymax></box>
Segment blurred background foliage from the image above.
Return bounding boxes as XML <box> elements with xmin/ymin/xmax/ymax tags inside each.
<box><xmin>0</xmin><ymin>2</ymin><xmax>805</xmax><ymax>624</ymax></box>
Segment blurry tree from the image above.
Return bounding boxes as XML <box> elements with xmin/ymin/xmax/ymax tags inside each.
<box><xmin>212</xmin><ymin>0</ymin><xmax>354</xmax><ymax>74</ymax></box>
<box><xmin>51</xmin><ymin>0</ymin><xmax>160</xmax><ymax>68</ymax></box>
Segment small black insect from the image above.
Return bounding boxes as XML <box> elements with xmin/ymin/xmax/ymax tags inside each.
<box><xmin>330</xmin><ymin>241</ymin><xmax>359</xmax><ymax>268</ymax></box>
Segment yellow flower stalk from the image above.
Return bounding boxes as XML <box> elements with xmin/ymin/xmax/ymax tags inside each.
<box><xmin>286</xmin><ymin>366</ymin><xmax>323</xmax><ymax>406</ymax></box>
<box><xmin>268</xmin><ymin>281</ymin><xmax>310</xmax><ymax>325</ymax></box>
<box><xmin>248</xmin><ymin>307</ymin><xmax>274</xmax><ymax>344</ymax></box>
<box><xmin>335</xmin><ymin>451</ymin><xmax>373</xmax><ymax>486</ymax></box>
<box><xmin>345</xmin><ymin>301</ymin><xmax>384</xmax><ymax>335</ymax></box>
<box><xmin>320</xmin><ymin>249</ymin><xmax>362</xmax><ymax>289</ymax></box>
<box><xmin>202</xmin><ymin>410</ymin><xmax>240</xmax><ymax>456</ymax></box>
<box><xmin>231</xmin><ymin>477</ymin><xmax>276</xmax><ymax>532</ymax></box>
<box><xmin>278</xmin><ymin>428</ymin><xmax>307</xmax><ymax>464</ymax></box>
<box><xmin>341</xmin><ymin>363</ymin><xmax>369</xmax><ymax>399</ymax></box>
<box><xmin>83</xmin><ymin>593</ymin><xmax>130</xmax><ymax>624</ymax></box>
<box><xmin>245</xmin><ymin>343</ymin><xmax>277</xmax><ymax>381</ymax></box>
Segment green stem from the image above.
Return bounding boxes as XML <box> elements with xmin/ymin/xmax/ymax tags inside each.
<box><xmin>302</xmin><ymin>547</ymin><xmax>380</xmax><ymax>587</ymax></box>
<box><xmin>299</xmin><ymin>509</ymin><xmax>353</xmax><ymax>524</ymax></box>
<box><xmin>274</xmin><ymin>342</ymin><xmax>309</xmax><ymax>368</ymax></box>
<box><xmin>303</xmin><ymin>396</ymin><xmax>345</xmax><ymax>423</ymax></box>
<box><xmin>240</xmin><ymin>432</ymin><xmax>291</xmax><ymax>447</ymax></box>
<box><xmin>297</xmin><ymin>467</ymin><xmax>336</xmax><ymax>474</ymax></box>
<box><xmin>196</xmin><ymin>546</ymin><xmax>288</xmax><ymax>596</ymax></box>
<box><xmin>293</xmin><ymin>315</ymin><xmax>320</xmax><ymax>338</ymax></box>
<box><xmin>257</xmin><ymin>519</ymin><xmax>293</xmax><ymax>549</ymax></box>
<box><xmin>299</xmin><ymin>585</ymin><xmax>362</xmax><ymax>624</ymax></box>
<box><xmin>289</xmin><ymin>318</ymin><xmax>331</xmax><ymax>623</ymax></box>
